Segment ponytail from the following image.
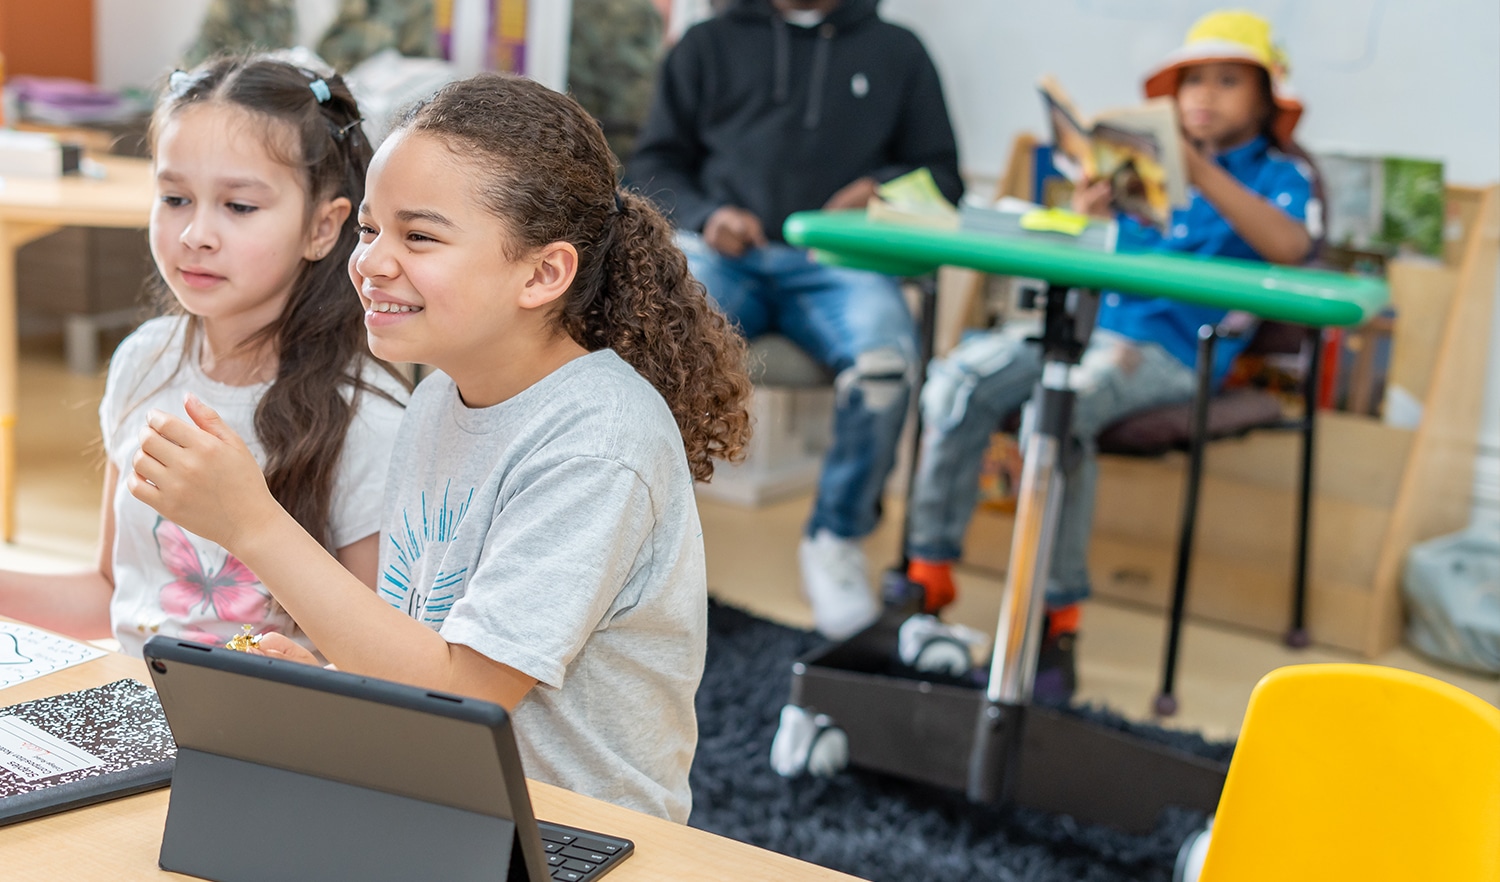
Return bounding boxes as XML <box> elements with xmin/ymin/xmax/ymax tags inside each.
<box><xmin>562</xmin><ymin>189</ymin><xmax>751</xmax><ymax>480</ymax></box>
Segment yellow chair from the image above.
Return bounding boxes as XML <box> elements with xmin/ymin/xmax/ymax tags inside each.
<box><xmin>1199</xmin><ymin>664</ymin><xmax>1500</xmax><ymax>882</ymax></box>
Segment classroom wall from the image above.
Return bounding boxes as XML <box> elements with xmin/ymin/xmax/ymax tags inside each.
<box><xmin>93</xmin><ymin>0</ymin><xmax>569</xmax><ymax>92</ymax></box>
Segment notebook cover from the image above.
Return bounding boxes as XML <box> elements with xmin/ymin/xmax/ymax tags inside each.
<box><xmin>0</xmin><ymin>678</ymin><xmax>176</xmax><ymax>826</ymax></box>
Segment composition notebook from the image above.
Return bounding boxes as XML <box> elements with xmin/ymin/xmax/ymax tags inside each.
<box><xmin>0</xmin><ymin>678</ymin><xmax>176</xmax><ymax>826</ymax></box>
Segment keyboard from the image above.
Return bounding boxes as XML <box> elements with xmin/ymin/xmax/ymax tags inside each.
<box><xmin>538</xmin><ymin>820</ymin><xmax>634</xmax><ymax>881</ymax></box>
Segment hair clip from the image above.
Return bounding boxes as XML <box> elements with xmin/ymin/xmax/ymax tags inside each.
<box><xmin>168</xmin><ymin>69</ymin><xmax>195</xmax><ymax>97</ymax></box>
<box><xmin>332</xmin><ymin>117</ymin><xmax>364</xmax><ymax>143</ymax></box>
<box><xmin>309</xmin><ymin>78</ymin><xmax>332</xmax><ymax>104</ymax></box>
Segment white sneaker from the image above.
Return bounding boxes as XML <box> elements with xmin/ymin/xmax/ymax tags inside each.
<box><xmin>798</xmin><ymin>529</ymin><xmax>879</xmax><ymax>639</ymax></box>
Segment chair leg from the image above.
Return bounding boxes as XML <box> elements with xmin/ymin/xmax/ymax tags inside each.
<box><xmin>1155</xmin><ymin>325</ymin><xmax>1217</xmax><ymax>717</ymax></box>
<box><xmin>1286</xmin><ymin>327</ymin><xmax>1321</xmax><ymax>649</ymax></box>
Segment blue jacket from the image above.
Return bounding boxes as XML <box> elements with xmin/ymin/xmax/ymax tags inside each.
<box><xmin>1096</xmin><ymin>136</ymin><xmax>1315</xmax><ymax>385</ymax></box>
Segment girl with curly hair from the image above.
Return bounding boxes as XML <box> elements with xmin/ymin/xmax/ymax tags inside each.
<box><xmin>128</xmin><ymin>73</ymin><xmax>752</xmax><ymax>822</ymax></box>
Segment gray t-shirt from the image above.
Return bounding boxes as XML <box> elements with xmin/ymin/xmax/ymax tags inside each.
<box><xmin>378</xmin><ymin>350</ymin><xmax>706</xmax><ymax>822</ymax></box>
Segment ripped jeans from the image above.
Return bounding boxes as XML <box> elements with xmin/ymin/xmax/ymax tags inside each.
<box><xmin>680</xmin><ymin>233</ymin><xmax>915</xmax><ymax>540</ymax></box>
<box><xmin>905</xmin><ymin>322</ymin><xmax>1198</xmax><ymax>606</ymax></box>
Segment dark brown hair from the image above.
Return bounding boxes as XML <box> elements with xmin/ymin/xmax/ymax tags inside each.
<box><xmin>394</xmin><ymin>73</ymin><xmax>751</xmax><ymax>481</ymax></box>
<box><xmin>148</xmin><ymin>54</ymin><xmax>406</xmax><ymax>548</ymax></box>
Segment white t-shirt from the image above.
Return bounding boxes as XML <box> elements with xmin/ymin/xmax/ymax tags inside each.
<box><xmin>100</xmin><ymin>316</ymin><xmax>408</xmax><ymax>657</ymax></box>
<box><xmin>379</xmin><ymin>351</ymin><xmax>706</xmax><ymax>823</ymax></box>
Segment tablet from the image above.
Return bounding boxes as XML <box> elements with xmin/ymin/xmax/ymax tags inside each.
<box><xmin>143</xmin><ymin>636</ymin><xmax>633</xmax><ymax>882</ymax></box>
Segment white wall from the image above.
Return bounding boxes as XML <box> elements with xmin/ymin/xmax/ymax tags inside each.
<box><xmin>96</xmin><ymin>0</ymin><xmax>207</xmax><ymax>90</ymax></box>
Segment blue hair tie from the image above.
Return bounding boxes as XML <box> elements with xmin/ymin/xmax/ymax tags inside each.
<box><xmin>309</xmin><ymin>78</ymin><xmax>332</xmax><ymax>104</ymax></box>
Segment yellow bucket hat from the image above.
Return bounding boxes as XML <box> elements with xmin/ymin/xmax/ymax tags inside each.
<box><xmin>1143</xmin><ymin>10</ymin><xmax>1303</xmax><ymax>144</ymax></box>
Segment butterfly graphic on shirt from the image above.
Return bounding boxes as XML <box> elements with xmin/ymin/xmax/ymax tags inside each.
<box><xmin>152</xmin><ymin>518</ymin><xmax>271</xmax><ymax>624</ymax></box>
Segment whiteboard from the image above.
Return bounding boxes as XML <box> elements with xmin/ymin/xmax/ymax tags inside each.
<box><xmin>879</xmin><ymin>0</ymin><xmax>1500</xmax><ymax>185</ymax></box>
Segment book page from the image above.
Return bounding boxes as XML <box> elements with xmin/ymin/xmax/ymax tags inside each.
<box><xmin>1096</xmin><ymin>98</ymin><xmax>1188</xmax><ymax>208</ymax></box>
<box><xmin>0</xmin><ymin>623</ymin><xmax>106</xmax><ymax>691</ymax></box>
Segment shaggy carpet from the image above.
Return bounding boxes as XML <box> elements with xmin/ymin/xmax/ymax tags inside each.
<box><xmin>688</xmin><ymin>601</ymin><xmax>1234</xmax><ymax>882</ymax></box>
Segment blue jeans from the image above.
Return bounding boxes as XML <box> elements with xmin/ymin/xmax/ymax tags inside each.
<box><xmin>906</xmin><ymin>323</ymin><xmax>1198</xmax><ymax>605</ymax></box>
<box><xmin>681</xmin><ymin>233</ymin><xmax>916</xmax><ymax>540</ymax></box>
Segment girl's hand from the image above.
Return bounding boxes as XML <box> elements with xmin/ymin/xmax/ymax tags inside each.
<box><xmin>247</xmin><ymin>632</ymin><xmax>321</xmax><ymax>666</ymax></box>
<box><xmin>1069</xmin><ymin>178</ymin><xmax>1113</xmax><ymax>218</ymax></box>
<box><xmin>127</xmin><ymin>393</ymin><xmax>281</xmax><ymax>550</ymax></box>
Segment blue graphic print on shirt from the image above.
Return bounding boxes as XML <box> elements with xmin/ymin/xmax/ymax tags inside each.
<box><xmin>380</xmin><ymin>479</ymin><xmax>474</xmax><ymax>625</ymax></box>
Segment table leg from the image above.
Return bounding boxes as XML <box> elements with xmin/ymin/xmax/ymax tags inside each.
<box><xmin>0</xmin><ymin>221</ymin><xmax>63</xmax><ymax>542</ymax></box>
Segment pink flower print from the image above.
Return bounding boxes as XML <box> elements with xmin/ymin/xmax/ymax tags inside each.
<box><xmin>153</xmin><ymin>518</ymin><xmax>269</xmax><ymax>624</ymax></box>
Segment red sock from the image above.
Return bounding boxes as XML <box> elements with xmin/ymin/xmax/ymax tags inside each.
<box><xmin>1047</xmin><ymin>603</ymin><xmax>1081</xmax><ymax>638</ymax></box>
<box><xmin>906</xmin><ymin>559</ymin><xmax>957</xmax><ymax>612</ymax></box>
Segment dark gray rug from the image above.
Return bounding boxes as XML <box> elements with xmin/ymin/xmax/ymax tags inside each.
<box><xmin>689</xmin><ymin>601</ymin><xmax>1233</xmax><ymax>882</ymax></box>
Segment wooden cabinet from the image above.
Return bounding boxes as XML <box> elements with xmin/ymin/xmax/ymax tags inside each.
<box><xmin>958</xmin><ymin>184</ymin><xmax>1499</xmax><ymax>657</ymax></box>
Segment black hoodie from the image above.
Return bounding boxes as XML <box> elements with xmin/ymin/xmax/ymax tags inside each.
<box><xmin>626</xmin><ymin>0</ymin><xmax>963</xmax><ymax>243</ymax></box>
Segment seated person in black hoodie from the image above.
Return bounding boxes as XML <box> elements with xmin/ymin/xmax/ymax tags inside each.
<box><xmin>628</xmin><ymin>0</ymin><xmax>963</xmax><ymax>641</ymax></box>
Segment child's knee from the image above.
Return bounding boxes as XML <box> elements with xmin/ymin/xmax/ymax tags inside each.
<box><xmin>835</xmin><ymin>347</ymin><xmax>909</xmax><ymax>412</ymax></box>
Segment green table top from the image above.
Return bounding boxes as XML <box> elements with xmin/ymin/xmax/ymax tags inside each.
<box><xmin>783</xmin><ymin>211</ymin><xmax>1388</xmax><ymax>328</ymax></box>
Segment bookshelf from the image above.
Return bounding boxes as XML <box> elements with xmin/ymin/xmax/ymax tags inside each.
<box><xmin>956</xmin><ymin>137</ymin><xmax>1499</xmax><ymax>656</ymax></box>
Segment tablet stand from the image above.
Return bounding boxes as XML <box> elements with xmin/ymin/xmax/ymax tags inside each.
<box><xmin>161</xmin><ymin>749</ymin><xmax>531</xmax><ymax>882</ymax></box>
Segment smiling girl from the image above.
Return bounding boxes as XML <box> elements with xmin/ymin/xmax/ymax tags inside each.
<box><xmin>0</xmin><ymin>55</ymin><xmax>407</xmax><ymax>656</ymax></box>
<box><xmin>127</xmin><ymin>73</ymin><xmax>752</xmax><ymax>822</ymax></box>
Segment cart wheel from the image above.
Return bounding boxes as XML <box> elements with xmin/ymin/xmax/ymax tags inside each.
<box><xmin>1173</xmin><ymin>818</ymin><xmax>1213</xmax><ymax>882</ymax></box>
<box><xmin>897</xmin><ymin>614</ymin><xmax>984</xmax><ymax>677</ymax></box>
<box><xmin>769</xmin><ymin>704</ymin><xmax>849</xmax><ymax>779</ymax></box>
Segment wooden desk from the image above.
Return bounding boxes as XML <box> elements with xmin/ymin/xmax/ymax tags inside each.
<box><xmin>0</xmin><ymin>156</ymin><xmax>153</xmax><ymax>542</ymax></box>
<box><xmin>0</xmin><ymin>631</ymin><xmax>856</xmax><ymax>881</ymax></box>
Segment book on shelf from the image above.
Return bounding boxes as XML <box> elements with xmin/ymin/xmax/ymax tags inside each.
<box><xmin>1038</xmin><ymin>75</ymin><xmax>1189</xmax><ymax>230</ymax></box>
<box><xmin>1318</xmin><ymin>151</ymin><xmax>1446</xmax><ymax>263</ymax></box>
<box><xmin>0</xmin><ymin>678</ymin><xmax>176</xmax><ymax>826</ymax></box>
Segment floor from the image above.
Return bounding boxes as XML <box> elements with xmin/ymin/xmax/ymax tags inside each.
<box><xmin>4</xmin><ymin>337</ymin><xmax>1496</xmax><ymax>743</ymax></box>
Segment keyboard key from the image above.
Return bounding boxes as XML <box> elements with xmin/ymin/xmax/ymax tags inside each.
<box><xmin>552</xmin><ymin>871</ymin><xmax>584</xmax><ymax>882</ymax></box>
<box><xmin>544</xmin><ymin>842</ymin><xmax>563</xmax><ymax>853</ymax></box>
<box><xmin>562</xmin><ymin>859</ymin><xmax>597</xmax><ymax>873</ymax></box>
<box><xmin>560</xmin><ymin>846</ymin><xmax>609</xmax><ymax>863</ymax></box>
<box><xmin>571</xmin><ymin>836</ymin><xmax>622</xmax><ymax>855</ymax></box>
<box><xmin>548</xmin><ymin>854</ymin><xmax>565</xmax><ymax>866</ymax></box>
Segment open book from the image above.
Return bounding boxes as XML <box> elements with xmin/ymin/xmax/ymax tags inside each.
<box><xmin>1039</xmin><ymin>75</ymin><xmax>1188</xmax><ymax>229</ymax></box>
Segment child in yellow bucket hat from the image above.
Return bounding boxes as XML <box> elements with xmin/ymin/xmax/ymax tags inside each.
<box><xmin>1143</xmin><ymin>9</ymin><xmax>1303</xmax><ymax>147</ymax></box>
<box><xmin>901</xmin><ymin>10</ymin><xmax>1321</xmax><ymax>702</ymax></box>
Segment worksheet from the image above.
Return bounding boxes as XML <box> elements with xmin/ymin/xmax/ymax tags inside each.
<box><xmin>0</xmin><ymin>622</ymin><xmax>106</xmax><ymax>691</ymax></box>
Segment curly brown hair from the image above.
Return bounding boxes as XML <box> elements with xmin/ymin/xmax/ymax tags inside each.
<box><xmin>395</xmin><ymin>73</ymin><xmax>751</xmax><ymax>481</ymax></box>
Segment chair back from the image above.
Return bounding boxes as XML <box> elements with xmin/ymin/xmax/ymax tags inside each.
<box><xmin>1199</xmin><ymin>663</ymin><xmax>1500</xmax><ymax>882</ymax></box>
